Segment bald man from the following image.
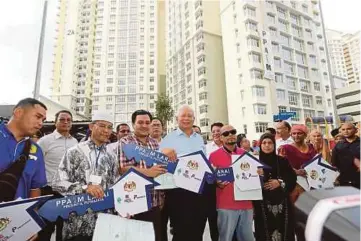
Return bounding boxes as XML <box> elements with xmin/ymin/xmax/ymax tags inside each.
<box><xmin>332</xmin><ymin>123</ymin><xmax>360</xmax><ymax>189</ymax></box>
<box><xmin>209</xmin><ymin>125</ymin><xmax>254</xmax><ymax>241</ymax></box>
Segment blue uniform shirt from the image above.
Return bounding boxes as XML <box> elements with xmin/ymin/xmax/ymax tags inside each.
<box><xmin>0</xmin><ymin>123</ymin><xmax>47</xmax><ymax>199</ymax></box>
<box><xmin>160</xmin><ymin>128</ymin><xmax>205</xmax><ymax>156</ymax></box>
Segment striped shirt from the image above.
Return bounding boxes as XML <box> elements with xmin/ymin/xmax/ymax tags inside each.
<box><xmin>119</xmin><ymin>133</ymin><xmax>164</xmax><ymax>208</ymax></box>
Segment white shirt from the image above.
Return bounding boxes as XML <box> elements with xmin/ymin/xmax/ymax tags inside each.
<box><xmin>276</xmin><ymin>136</ymin><xmax>294</xmax><ymax>150</ymax></box>
<box><xmin>205</xmin><ymin>141</ymin><xmax>222</xmax><ymax>158</ymax></box>
<box><xmin>38</xmin><ymin>130</ymin><xmax>78</xmax><ymax>185</ymax></box>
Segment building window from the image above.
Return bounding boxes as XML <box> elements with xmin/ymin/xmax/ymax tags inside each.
<box><xmin>274</xmin><ymin>58</ymin><xmax>281</xmax><ymax>68</ymax></box>
<box><xmin>316</xmin><ymin>96</ymin><xmax>323</xmax><ymax>105</ymax></box>
<box><xmin>255</xmin><ymin>122</ymin><xmax>268</xmax><ymax>133</ymax></box>
<box><xmin>302</xmin><ymin>95</ymin><xmax>313</xmax><ymax>108</ymax></box>
<box><xmin>252</xmin><ymin>86</ymin><xmax>265</xmax><ymax>97</ymax></box>
<box><xmin>250</xmin><ymin>69</ymin><xmax>263</xmax><ymax>80</ymax></box>
<box><xmin>288</xmin><ymin>92</ymin><xmax>299</xmax><ymax>105</ymax></box>
<box><xmin>279</xmin><ymin>106</ymin><xmax>287</xmax><ymax>113</ymax></box>
<box><xmin>327</xmin><ymin>99</ymin><xmax>331</xmax><ymax>107</ymax></box>
<box><xmin>106</xmin><ymin>104</ymin><xmax>112</xmax><ymax>110</ymax></box>
<box><xmin>317</xmin><ymin>111</ymin><xmax>325</xmax><ymax>117</ymax></box>
<box><xmin>275</xmin><ymin>73</ymin><xmax>283</xmax><ymax>83</ymax></box>
<box><xmin>199</xmin><ymin>105</ymin><xmax>208</xmax><ymax>114</ymax></box>
<box><xmin>304</xmin><ymin>109</ymin><xmax>314</xmax><ymax>119</ymax></box>
<box><xmin>296</xmin><ymin>52</ymin><xmax>306</xmax><ymax>64</ymax></box>
<box><xmin>245</xmin><ymin>21</ymin><xmax>258</xmax><ymax>31</ymax></box>
<box><xmin>267</xmin><ymin>13</ymin><xmax>275</xmax><ymax>24</ymax></box>
<box><xmin>253</xmin><ymin>104</ymin><xmax>267</xmax><ymax>115</ymax></box>
<box><xmin>249</xmin><ymin>52</ymin><xmax>261</xmax><ymax>63</ymax></box>
<box><xmin>300</xmin><ymin>80</ymin><xmax>310</xmax><ymax>92</ymax></box>
<box><xmin>198</xmin><ymin>67</ymin><xmax>206</xmax><ymax>76</ymax></box>
<box><xmin>106</xmin><ymin>87</ymin><xmax>113</xmax><ymax>93</ymax></box>
<box><xmin>242</xmin><ymin>107</ymin><xmax>246</xmax><ymax>117</ymax></box>
<box><xmin>286</xmin><ymin>76</ymin><xmax>297</xmax><ymax>90</ymax></box>
<box><xmin>199</xmin><ymin>92</ymin><xmax>207</xmax><ymax>100</ymax></box>
<box><xmin>187</xmin><ymin>98</ymin><xmax>192</xmax><ymax>105</ymax></box>
<box><xmin>290</xmin><ymin>107</ymin><xmax>301</xmax><ymax>121</ymax></box>
<box><xmin>282</xmin><ymin>47</ymin><xmax>292</xmax><ymax>61</ymax></box>
<box><xmin>284</xmin><ymin>62</ymin><xmax>295</xmax><ymax>75</ymax></box>
<box><xmin>243</xmin><ymin>6</ymin><xmax>256</xmax><ymax>17</ymax></box>
<box><xmin>280</xmin><ymin>34</ymin><xmax>290</xmax><ymax>46</ymax></box>
<box><xmin>200</xmin><ymin>118</ymin><xmax>209</xmax><ymax>127</ymax></box>
<box><xmin>187</xmin><ymin>86</ymin><xmax>192</xmax><ymax>93</ymax></box>
<box><xmin>298</xmin><ymin>66</ymin><xmax>309</xmax><ymax>79</ymax></box>
<box><xmin>314</xmin><ymin>82</ymin><xmax>321</xmax><ymax>91</ymax></box>
<box><xmin>240</xmin><ymin>90</ymin><xmax>244</xmax><ymax>101</ymax></box>
<box><xmin>237</xmin><ymin>58</ymin><xmax>242</xmax><ymax>68</ymax></box>
<box><xmin>276</xmin><ymin>89</ymin><xmax>286</xmax><ymax>101</ymax></box>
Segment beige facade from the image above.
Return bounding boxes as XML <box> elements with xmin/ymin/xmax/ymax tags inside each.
<box><xmin>220</xmin><ymin>0</ymin><xmax>335</xmax><ymax>139</ymax></box>
<box><xmin>335</xmin><ymin>83</ymin><xmax>360</xmax><ymax>122</ymax></box>
<box><xmin>51</xmin><ymin>0</ymin><xmax>97</xmax><ymax>118</ymax></box>
<box><xmin>165</xmin><ymin>0</ymin><xmax>228</xmax><ymax>137</ymax></box>
<box><xmin>342</xmin><ymin>31</ymin><xmax>360</xmax><ymax>85</ymax></box>
<box><xmin>51</xmin><ymin>0</ymin><xmax>166</xmax><ymax>127</ymax></box>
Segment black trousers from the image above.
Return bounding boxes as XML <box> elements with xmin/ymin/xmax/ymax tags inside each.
<box><xmin>205</xmin><ymin>184</ymin><xmax>219</xmax><ymax>241</ymax></box>
<box><xmin>160</xmin><ymin>190</ymin><xmax>171</xmax><ymax>241</ymax></box>
<box><xmin>64</xmin><ymin>236</ymin><xmax>92</xmax><ymax>241</ymax></box>
<box><xmin>168</xmin><ymin>188</ymin><xmax>208</xmax><ymax>241</ymax></box>
<box><xmin>133</xmin><ymin>206</ymin><xmax>162</xmax><ymax>241</ymax></box>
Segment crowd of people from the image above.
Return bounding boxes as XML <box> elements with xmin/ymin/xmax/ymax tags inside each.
<box><xmin>0</xmin><ymin>97</ymin><xmax>360</xmax><ymax>241</ymax></box>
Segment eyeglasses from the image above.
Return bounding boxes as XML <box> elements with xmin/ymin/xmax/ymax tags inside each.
<box><xmin>221</xmin><ymin>129</ymin><xmax>237</xmax><ymax>137</ymax></box>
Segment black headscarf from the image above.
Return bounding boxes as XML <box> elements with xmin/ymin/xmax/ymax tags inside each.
<box><xmin>259</xmin><ymin>133</ymin><xmax>277</xmax><ymax>166</ymax></box>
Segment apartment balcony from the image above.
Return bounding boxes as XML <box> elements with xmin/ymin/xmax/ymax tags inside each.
<box><xmin>245</xmin><ymin>28</ymin><xmax>259</xmax><ymax>39</ymax></box>
<box><xmin>251</xmin><ymin>61</ymin><xmax>263</xmax><ymax>70</ymax></box>
<box><xmin>198</xmin><ymin>98</ymin><xmax>208</xmax><ymax>106</ymax></box>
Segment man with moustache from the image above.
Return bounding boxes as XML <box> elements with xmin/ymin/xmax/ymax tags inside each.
<box><xmin>209</xmin><ymin>125</ymin><xmax>254</xmax><ymax>241</ymax></box>
<box><xmin>52</xmin><ymin>111</ymin><xmax>119</xmax><ymax>241</ymax></box>
<box><xmin>118</xmin><ymin>110</ymin><xmax>176</xmax><ymax>241</ymax></box>
<box><xmin>38</xmin><ymin>110</ymin><xmax>78</xmax><ymax>241</ymax></box>
<box><xmin>275</xmin><ymin>121</ymin><xmax>293</xmax><ymax>150</ymax></box>
<box><xmin>159</xmin><ymin>105</ymin><xmax>210</xmax><ymax>241</ymax></box>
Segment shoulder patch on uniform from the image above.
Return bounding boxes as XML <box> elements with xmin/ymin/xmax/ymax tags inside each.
<box><xmin>30</xmin><ymin>144</ymin><xmax>38</xmax><ymax>154</ymax></box>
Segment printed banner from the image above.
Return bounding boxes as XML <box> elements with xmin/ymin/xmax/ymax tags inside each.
<box><xmin>302</xmin><ymin>154</ymin><xmax>339</xmax><ymax>189</ymax></box>
<box><xmin>173</xmin><ymin>151</ymin><xmax>215</xmax><ymax>194</ymax></box>
<box><xmin>260</xmin><ymin>26</ymin><xmax>275</xmax><ymax>80</ymax></box>
<box><xmin>38</xmin><ymin>191</ymin><xmax>114</xmax><ymax>222</ymax></box>
<box><xmin>122</xmin><ymin>144</ymin><xmax>177</xmax><ymax>173</ymax></box>
<box><xmin>0</xmin><ymin>196</ymin><xmax>50</xmax><ymax>241</ymax></box>
<box><xmin>216</xmin><ymin>167</ymin><xmax>234</xmax><ymax>182</ymax></box>
<box><xmin>113</xmin><ymin>168</ymin><xmax>159</xmax><ymax>217</ymax></box>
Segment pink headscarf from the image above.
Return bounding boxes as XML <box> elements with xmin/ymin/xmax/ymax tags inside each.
<box><xmin>291</xmin><ymin>124</ymin><xmax>308</xmax><ymax>135</ymax></box>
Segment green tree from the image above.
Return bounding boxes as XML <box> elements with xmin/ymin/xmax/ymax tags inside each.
<box><xmin>155</xmin><ymin>93</ymin><xmax>174</xmax><ymax>132</ymax></box>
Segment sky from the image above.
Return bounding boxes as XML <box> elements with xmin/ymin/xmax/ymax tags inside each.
<box><xmin>0</xmin><ymin>0</ymin><xmax>360</xmax><ymax>104</ymax></box>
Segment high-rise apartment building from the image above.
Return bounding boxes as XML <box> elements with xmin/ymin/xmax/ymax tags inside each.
<box><xmin>165</xmin><ymin>0</ymin><xmax>228</xmax><ymax>137</ymax></box>
<box><xmin>51</xmin><ymin>0</ymin><xmax>97</xmax><ymax>117</ymax></box>
<box><xmin>325</xmin><ymin>29</ymin><xmax>348</xmax><ymax>79</ymax></box>
<box><xmin>342</xmin><ymin>31</ymin><xmax>360</xmax><ymax>84</ymax></box>
<box><xmin>51</xmin><ymin>0</ymin><xmax>165</xmax><ymax>126</ymax></box>
<box><xmin>220</xmin><ymin>0</ymin><xmax>335</xmax><ymax>139</ymax></box>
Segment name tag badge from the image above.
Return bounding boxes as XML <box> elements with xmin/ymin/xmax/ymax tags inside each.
<box><xmin>89</xmin><ymin>175</ymin><xmax>102</xmax><ymax>185</ymax></box>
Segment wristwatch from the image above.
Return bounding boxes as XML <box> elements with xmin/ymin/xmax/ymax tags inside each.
<box><xmin>278</xmin><ymin>179</ymin><xmax>286</xmax><ymax>189</ymax></box>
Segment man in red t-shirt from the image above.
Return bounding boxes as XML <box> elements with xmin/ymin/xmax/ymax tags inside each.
<box><xmin>209</xmin><ymin>125</ymin><xmax>255</xmax><ymax>241</ymax></box>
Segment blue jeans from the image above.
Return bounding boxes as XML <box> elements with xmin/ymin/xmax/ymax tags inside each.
<box><xmin>217</xmin><ymin>209</ymin><xmax>254</xmax><ymax>241</ymax></box>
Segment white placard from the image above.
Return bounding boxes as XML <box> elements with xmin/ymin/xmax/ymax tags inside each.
<box><xmin>93</xmin><ymin>213</ymin><xmax>155</xmax><ymax>241</ymax></box>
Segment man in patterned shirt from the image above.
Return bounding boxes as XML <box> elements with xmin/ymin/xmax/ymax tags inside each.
<box><xmin>119</xmin><ymin>109</ymin><xmax>176</xmax><ymax>241</ymax></box>
<box><xmin>53</xmin><ymin>111</ymin><xmax>119</xmax><ymax>241</ymax></box>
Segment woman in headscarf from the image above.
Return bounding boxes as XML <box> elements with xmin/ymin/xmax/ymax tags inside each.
<box><xmin>253</xmin><ymin>133</ymin><xmax>297</xmax><ymax>241</ymax></box>
<box><xmin>309</xmin><ymin>129</ymin><xmax>331</xmax><ymax>163</ymax></box>
<box><xmin>278</xmin><ymin>125</ymin><xmax>317</xmax><ymax>203</ymax></box>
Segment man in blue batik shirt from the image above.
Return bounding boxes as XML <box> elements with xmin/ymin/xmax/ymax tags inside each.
<box><xmin>0</xmin><ymin>98</ymin><xmax>47</xmax><ymax>200</ymax></box>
